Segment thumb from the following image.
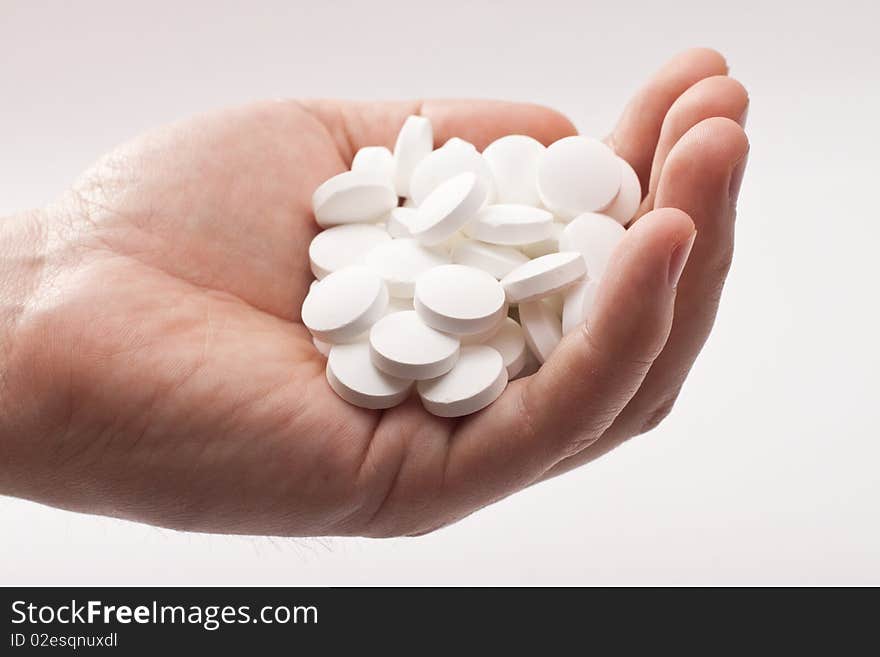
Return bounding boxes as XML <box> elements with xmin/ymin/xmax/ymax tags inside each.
<box><xmin>441</xmin><ymin>208</ymin><xmax>696</xmax><ymax>503</ymax></box>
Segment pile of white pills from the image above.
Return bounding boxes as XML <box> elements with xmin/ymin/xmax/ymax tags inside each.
<box><xmin>303</xmin><ymin>116</ymin><xmax>640</xmax><ymax>416</ymax></box>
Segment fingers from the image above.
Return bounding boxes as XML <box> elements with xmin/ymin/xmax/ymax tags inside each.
<box><xmin>608</xmin><ymin>48</ymin><xmax>729</xmax><ymax>188</ymax></box>
<box><xmin>545</xmin><ymin>117</ymin><xmax>749</xmax><ymax>477</ymax></box>
<box><xmin>300</xmin><ymin>98</ymin><xmax>577</xmax><ymax>164</ymax></box>
<box><xmin>437</xmin><ymin>208</ymin><xmax>696</xmax><ymax>514</ymax></box>
<box><xmin>645</xmin><ymin>75</ymin><xmax>748</xmax><ymax>202</ymax></box>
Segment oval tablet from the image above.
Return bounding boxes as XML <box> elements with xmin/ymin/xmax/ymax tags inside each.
<box><xmin>443</xmin><ymin>137</ymin><xmax>477</xmax><ymax>152</ymax></box>
<box><xmin>485</xmin><ymin>317</ymin><xmax>528</xmax><ymax>378</ymax></box>
<box><xmin>502</xmin><ymin>251</ymin><xmax>586</xmax><ymax>304</ymax></box>
<box><xmin>482</xmin><ymin>135</ymin><xmax>545</xmax><ymax>206</ymax></box>
<box><xmin>409</xmin><ymin>172</ymin><xmax>487</xmax><ymax>246</ymax></box>
<box><xmin>370</xmin><ymin>311</ymin><xmax>460</xmax><ymax>380</ymax></box>
<box><xmin>451</xmin><ymin>239</ymin><xmax>529</xmax><ymax>279</ymax></box>
<box><xmin>464</xmin><ymin>204</ymin><xmax>554</xmax><ymax>245</ymax></box>
<box><xmin>312</xmin><ymin>170</ymin><xmax>398</xmax><ymax>227</ymax></box>
<box><xmin>393</xmin><ymin>115</ymin><xmax>433</xmax><ymax>197</ymax></box>
<box><xmin>351</xmin><ymin>146</ymin><xmax>395</xmax><ymax>186</ymax></box>
<box><xmin>301</xmin><ymin>265</ymin><xmax>389</xmax><ymax>343</ymax></box>
<box><xmin>519</xmin><ymin>299</ymin><xmax>563</xmax><ymax>363</ymax></box>
<box><xmin>537</xmin><ymin>136</ymin><xmax>621</xmax><ymax>219</ymax></box>
<box><xmin>313</xmin><ymin>336</ymin><xmax>332</xmax><ymax>357</ymax></box>
<box><xmin>603</xmin><ymin>156</ymin><xmax>641</xmax><ymax>225</ymax></box>
<box><xmin>417</xmin><ymin>345</ymin><xmax>508</xmax><ymax>417</ymax></box>
<box><xmin>409</xmin><ymin>144</ymin><xmax>495</xmax><ymax>206</ymax></box>
<box><xmin>414</xmin><ymin>264</ymin><xmax>507</xmax><ymax>336</ymax></box>
<box><xmin>309</xmin><ymin>223</ymin><xmax>391</xmax><ymax>279</ymax></box>
<box><xmin>562</xmin><ymin>278</ymin><xmax>599</xmax><ymax>335</ymax></box>
<box><xmin>326</xmin><ymin>342</ymin><xmax>413</xmax><ymax>409</ymax></box>
<box><xmin>364</xmin><ymin>238</ymin><xmax>449</xmax><ymax>298</ymax></box>
<box><xmin>558</xmin><ymin>212</ymin><xmax>626</xmax><ymax>280</ymax></box>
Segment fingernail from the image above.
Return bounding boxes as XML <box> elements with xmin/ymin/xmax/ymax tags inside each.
<box><xmin>668</xmin><ymin>231</ymin><xmax>696</xmax><ymax>288</ymax></box>
<box><xmin>728</xmin><ymin>151</ymin><xmax>749</xmax><ymax>203</ymax></box>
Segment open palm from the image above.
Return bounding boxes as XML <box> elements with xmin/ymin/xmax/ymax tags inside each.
<box><xmin>1</xmin><ymin>48</ymin><xmax>748</xmax><ymax>536</ymax></box>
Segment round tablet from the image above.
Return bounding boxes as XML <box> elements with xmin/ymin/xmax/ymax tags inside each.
<box><xmin>602</xmin><ymin>156</ymin><xmax>641</xmax><ymax>225</ymax></box>
<box><xmin>309</xmin><ymin>223</ymin><xmax>391</xmax><ymax>279</ymax></box>
<box><xmin>451</xmin><ymin>239</ymin><xmax>529</xmax><ymax>279</ymax></box>
<box><xmin>301</xmin><ymin>265</ymin><xmax>389</xmax><ymax>343</ymax></box>
<box><xmin>485</xmin><ymin>318</ymin><xmax>528</xmax><ymax>378</ymax></box>
<box><xmin>409</xmin><ymin>144</ymin><xmax>495</xmax><ymax>206</ymax></box>
<box><xmin>460</xmin><ymin>312</ymin><xmax>505</xmax><ymax>345</ymax></box>
<box><xmin>558</xmin><ymin>212</ymin><xmax>626</xmax><ymax>280</ymax></box>
<box><xmin>393</xmin><ymin>115</ymin><xmax>433</xmax><ymax>197</ymax></box>
<box><xmin>409</xmin><ymin>172</ymin><xmax>487</xmax><ymax>246</ymax></box>
<box><xmin>519</xmin><ymin>299</ymin><xmax>563</xmax><ymax>363</ymax></box>
<box><xmin>443</xmin><ymin>137</ymin><xmax>477</xmax><ymax>152</ymax></box>
<box><xmin>385</xmin><ymin>296</ymin><xmax>414</xmax><ymax>315</ymax></box>
<box><xmin>326</xmin><ymin>342</ymin><xmax>413</xmax><ymax>409</ymax></box>
<box><xmin>562</xmin><ymin>278</ymin><xmax>599</xmax><ymax>335</ymax></box>
<box><xmin>464</xmin><ymin>204</ymin><xmax>554</xmax><ymax>245</ymax></box>
<box><xmin>414</xmin><ymin>264</ymin><xmax>507</xmax><ymax>336</ymax></box>
<box><xmin>370</xmin><ymin>311</ymin><xmax>460</xmax><ymax>380</ymax></box>
<box><xmin>351</xmin><ymin>146</ymin><xmax>395</xmax><ymax>186</ymax></box>
<box><xmin>417</xmin><ymin>345</ymin><xmax>508</xmax><ymax>417</ymax></box>
<box><xmin>537</xmin><ymin>136</ymin><xmax>621</xmax><ymax>219</ymax></box>
<box><xmin>363</xmin><ymin>238</ymin><xmax>449</xmax><ymax>298</ymax></box>
<box><xmin>482</xmin><ymin>135</ymin><xmax>545</xmax><ymax>206</ymax></box>
<box><xmin>501</xmin><ymin>251</ymin><xmax>587</xmax><ymax>304</ymax></box>
<box><xmin>312</xmin><ymin>170</ymin><xmax>398</xmax><ymax>227</ymax></box>
<box><xmin>520</xmin><ymin>221</ymin><xmax>565</xmax><ymax>258</ymax></box>
<box><xmin>386</xmin><ymin>206</ymin><xmax>417</xmax><ymax>238</ymax></box>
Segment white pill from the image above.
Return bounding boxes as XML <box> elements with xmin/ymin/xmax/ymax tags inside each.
<box><xmin>409</xmin><ymin>144</ymin><xmax>495</xmax><ymax>206</ymax></box>
<box><xmin>460</xmin><ymin>312</ymin><xmax>506</xmax><ymax>345</ymax></box>
<box><xmin>402</xmin><ymin>196</ymin><xmax>418</xmax><ymax>208</ymax></box>
<box><xmin>309</xmin><ymin>223</ymin><xmax>391</xmax><ymax>280</ymax></box>
<box><xmin>386</xmin><ymin>207</ymin><xmax>417</xmax><ymax>238</ymax></box>
<box><xmin>313</xmin><ymin>336</ymin><xmax>332</xmax><ymax>357</ymax></box>
<box><xmin>443</xmin><ymin>137</ymin><xmax>477</xmax><ymax>152</ymax></box>
<box><xmin>482</xmin><ymin>135</ymin><xmax>545</xmax><ymax>206</ymax></box>
<box><xmin>301</xmin><ymin>265</ymin><xmax>388</xmax><ymax>343</ymax></box>
<box><xmin>370</xmin><ymin>310</ymin><xmax>460</xmax><ymax>380</ymax></box>
<box><xmin>464</xmin><ymin>204</ymin><xmax>554</xmax><ymax>245</ymax></box>
<box><xmin>520</xmin><ymin>221</ymin><xmax>565</xmax><ymax>258</ymax></box>
<box><xmin>363</xmin><ymin>238</ymin><xmax>449</xmax><ymax>298</ymax></box>
<box><xmin>385</xmin><ymin>296</ymin><xmax>414</xmax><ymax>315</ymax></box>
<box><xmin>326</xmin><ymin>342</ymin><xmax>413</xmax><ymax>409</ymax></box>
<box><xmin>393</xmin><ymin>115</ymin><xmax>433</xmax><ymax>197</ymax></box>
<box><xmin>417</xmin><ymin>345</ymin><xmax>508</xmax><ymax>417</ymax></box>
<box><xmin>485</xmin><ymin>317</ymin><xmax>528</xmax><ymax>378</ymax></box>
<box><xmin>351</xmin><ymin>146</ymin><xmax>395</xmax><ymax>186</ymax></box>
<box><xmin>562</xmin><ymin>278</ymin><xmax>599</xmax><ymax>335</ymax></box>
<box><xmin>519</xmin><ymin>299</ymin><xmax>563</xmax><ymax>363</ymax></box>
<box><xmin>409</xmin><ymin>172</ymin><xmax>487</xmax><ymax>246</ymax></box>
<box><xmin>451</xmin><ymin>239</ymin><xmax>529</xmax><ymax>279</ymax></box>
<box><xmin>501</xmin><ymin>251</ymin><xmax>587</xmax><ymax>304</ymax></box>
<box><xmin>558</xmin><ymin>212</ymin><xmax>626</xmax><ymax>280</ymax></box>
<box><xmin>537</xmin><ymin>136</ymin><xmax>621</xmax><ymax>219</ymax></box>
<box><xmin>603</xmin><ymin>156</ymin><xmax>641</xmax><ymax>225</ymax></box>
<box><xmin>312</xmin><ymin>170</ymin><xmax>398</xmax><ymax>227</ymax></box>
<box><xmin>414</xmin><ymin>264</ymin><xmax>507</xmax><ymax>336</ymax></box>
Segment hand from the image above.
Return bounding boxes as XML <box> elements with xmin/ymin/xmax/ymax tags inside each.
<box><xmin>0</xmin><ymin>48</ymin><xmax>748</xmax><ymax>536</ymax></box>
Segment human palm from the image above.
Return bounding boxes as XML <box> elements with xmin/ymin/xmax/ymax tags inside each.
<box><xmin>0</xmin><ymin>48</ymin><xmax>748</xmax><ymax>536</ymax></box>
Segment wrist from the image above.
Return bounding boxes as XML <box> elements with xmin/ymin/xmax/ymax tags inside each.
<box><xmin>0</xmin><ymin>208</ymin><xmax>50</xmax><ymax>495</ymax></box>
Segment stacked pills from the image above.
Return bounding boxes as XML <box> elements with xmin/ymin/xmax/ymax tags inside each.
<box><xmin>303</xmin><ymin>116</ymin><xmax>640</xmax><ymax>416</ymax></box>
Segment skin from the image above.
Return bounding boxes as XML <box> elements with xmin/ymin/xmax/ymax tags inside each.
<box><xmin>0</xmin><ymin>48</ymin><xmax>748</xmax><ymax>537</ymax></box>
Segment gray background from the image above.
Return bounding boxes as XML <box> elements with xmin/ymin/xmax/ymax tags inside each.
<box><xmin>1</xmin><ymin>0</ymin><xmax>878</xmax><ymax>584</ymax></box>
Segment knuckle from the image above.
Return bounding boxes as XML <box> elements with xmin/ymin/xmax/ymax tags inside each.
<box><xmin>637</xmin><ymin>391</ymin><xmax>681</xmax><ymax>435</ymax></box>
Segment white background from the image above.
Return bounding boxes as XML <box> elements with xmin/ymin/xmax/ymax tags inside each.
<box><xmin>1</xmin><ymin>0</ymin><xmax>878</xmax><ymax>585</ymax></box>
